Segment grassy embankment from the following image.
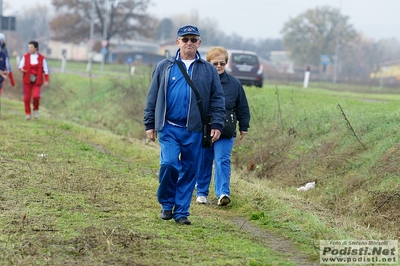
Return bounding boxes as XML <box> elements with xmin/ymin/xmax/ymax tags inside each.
<box><xmin>1</xmin><ymin>61</ymin><xmax>400</xmax><ymax>264</ymax></box>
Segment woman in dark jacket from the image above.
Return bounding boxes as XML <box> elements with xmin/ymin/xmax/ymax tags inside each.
<box><xmin>196</xmin><ymin>46</ymin><xmax>250</xmax><ymax>206</ymax></box>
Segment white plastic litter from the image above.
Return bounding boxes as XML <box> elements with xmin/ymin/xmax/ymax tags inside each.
<box><xmin>297</xmin><ymin>181</ymin><xmax>315</xmax><ymax>191</ymax></box>
<box><xmin>38</xmin><ymin>154</ymin><xmax>47</xmax><ymax>157</ymax></box>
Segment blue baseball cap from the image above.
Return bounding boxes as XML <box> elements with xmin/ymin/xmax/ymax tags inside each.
<box><xmin>177</xmin><ymin>25</ymin><xmax>200</xmax><ymax>38</ymax></box>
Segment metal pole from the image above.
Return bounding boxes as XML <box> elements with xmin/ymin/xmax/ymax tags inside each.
<box><xmin>86</xmin><ymin>0</ymin><xmax>95</xmax><ymax>71</ymax></box>
<box><xmin>332</xmin><ymin>31</ymin><xmax>340</xmax><ymax>84</ymax></box>
<box><xmin>332</xmin><ymin>0</ymin><xmax>342</xmax><ymax>84</ymax></box>
<box><xmin>0</xmin><ymin>0</ymin><xmax>3</xmax><ymax>31</ymax></box>
<box><xmin>100</xmin><ymin>0</ymin><xmax>108</xmax><ymax>71</ymax></box>
<box><xmin>90</xmin><ymin>0</ymin><xmax>95</xmax><ymax>50</ymax></box>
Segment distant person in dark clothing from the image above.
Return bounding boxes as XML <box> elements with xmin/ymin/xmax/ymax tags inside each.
<box><xmin>0</xmin><ymin>33</ymin><xmax>9</xmax><ymax>56</ymax></box>
<box><xmin>0</xmin><ymin>33</ymin><xmax>16</xmax><ymax>96</ymax></box>
<box><xmin>196</xmin><ymin>46</ymin><xmax>250</xmax><ymax>206</ymax></box>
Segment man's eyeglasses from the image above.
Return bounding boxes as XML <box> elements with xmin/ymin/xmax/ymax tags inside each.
<box><xmin>179</xmin><ymin>37</ymin><xmax>200</xmax><ymax>43</ymax></box>
<box><xmin>212</xmin><ymin>62</ymin><xmax>227</xmax><ymax>67</ymax></box>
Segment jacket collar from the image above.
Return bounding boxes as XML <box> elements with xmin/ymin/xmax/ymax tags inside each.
<box><xmin>219</xmin><ymin>71</ymin><xmax>228</xmax><ymax>83</ymax></box>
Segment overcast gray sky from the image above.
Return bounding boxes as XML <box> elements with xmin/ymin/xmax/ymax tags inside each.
<box><xmin>5</xmin><ymin>0</ymin><xmax>400</xmax><ymax>40</ymax></box>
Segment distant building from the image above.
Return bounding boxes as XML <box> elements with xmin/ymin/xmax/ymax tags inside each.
<box><xmin>44</xmin><ymin>37</ymin><xmax>165</xmax><ymax>65</ymax></box>
<box><xmin>44</xmin><ymin>40</ymin><xmax>88</xmax><ymax>61</ymax></box>
<box><xmin>370</xmin><ymin>60</ymin><xmax>400</xmax><ymax>80</ymax></box>
<box><xmin>109</xmin><ymin>37</ymin><xmax>163</xmax><ymax>65</ymax></box>
<box><xmin>266</xmin><ymin>51</ymin><xmax>295</xmax><ymax>74</ymax></box>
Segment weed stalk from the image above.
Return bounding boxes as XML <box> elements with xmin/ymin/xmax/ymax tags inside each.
<box><xmin>337</xmin><ymin>103</ymin><xmax>367</xmax><ymax>150</ymax></box>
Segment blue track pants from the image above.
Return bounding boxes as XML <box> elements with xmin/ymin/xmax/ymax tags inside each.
<box><xmin>157</xmin><ymin>123</ymin><xmax>202</xmax><ymax>220</ymax></box>
<box><xmin>196</xmin><ymin>137</ymin><xmax>234</xmax><ymax>199</ymax></box>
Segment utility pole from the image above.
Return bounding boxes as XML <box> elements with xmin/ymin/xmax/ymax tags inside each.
<box><xmin>86</xmin><ymin>0</ymin><xmax>95</xmax><ymax>72</ymax></box>
<box><xmin>100</xmin><ymin>0</ymin><xmax>109</xmax><ymax>71</ymax></box>
<box><xmin>332</xmin><ymin>31</ymin><xmax>340</xmax><ymax>83</ymax></box>
<box><xmin>332</xmin><ymin>30</ymin><xmax>340</xmax><ymax>84</ymax></box>
<box><xmin>332</xmin><ymin>0</ymin><xmax>343</xmax><ymax>84</ymax></box>
<box><xmin>0</xmin><ymin>0</ymin><xmax>3</xmax><ymax>31</ymax></box>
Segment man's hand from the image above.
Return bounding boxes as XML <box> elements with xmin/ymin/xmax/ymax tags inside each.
<box><xmin>211</xmin><ymin>129</ymin><xmax>221</xmax><ymax>143</ymax></box>
<box><xmin>43</xmin><ymin>81</ymin><xmax>49</xmax><ymax>87</ymax></box>
<box><xmin>146</xmin><ymin>129</ymin><xmax>157</xmax><ymax>142</ymax></box>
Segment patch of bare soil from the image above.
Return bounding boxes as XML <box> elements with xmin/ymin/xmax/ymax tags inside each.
<box><xmin>232</xmin><ymin>218</ymin><xmax>319</xmax><ymax>266</ymax></box>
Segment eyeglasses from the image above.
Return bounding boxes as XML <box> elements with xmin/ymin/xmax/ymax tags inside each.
<box><xmin>179</xmin><ymin>37</ymin><xmax>200</xmax><ymax>43</ymax></box>
<box><xmin>212</xmin><ymin>62</ymin><xmax>227</xmax><ymax>67</ymax></box>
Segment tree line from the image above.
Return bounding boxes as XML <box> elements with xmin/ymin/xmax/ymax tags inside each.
<box><xmin>8</xmin><ymin>0</ymin><xmax>400</xmax><ymax>84</ymax></box>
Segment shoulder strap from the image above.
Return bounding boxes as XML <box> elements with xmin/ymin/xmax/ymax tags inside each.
<box><xmin>176</xmin><ymin>61</ymin><xmax>207</xmax><ymax>124</ymax></box>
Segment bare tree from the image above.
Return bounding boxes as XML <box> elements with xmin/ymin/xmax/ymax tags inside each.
<box><xmin>155</xmin><ymin>18</ymin><xmax>174</xmax><ymax>41</ymax></box>
<box><xmin>13</xmin><ymin>4</ymin><xmax>51</xmax><ymax>55</ymax></box>
<box><xmin>50</xmin><ymin>0</ymin><xmax>156</xmax><ymax>45</ymax></box>
<box><xmin>281</xmin><ymin>6</ymin><xmax>358</xmax><ymax>66</ymax></box>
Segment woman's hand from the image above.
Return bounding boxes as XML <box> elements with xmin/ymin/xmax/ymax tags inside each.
<box><xmin>239</xmin><ymin>131</ymin><xmax>247</xmax><ymax>140</ymax></box>
<box><xmin>211</xmin><ymin>129</ymin><xmax>221</xmax><ymax>143</ymax></box>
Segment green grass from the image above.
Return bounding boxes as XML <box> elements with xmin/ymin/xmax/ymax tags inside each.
<box><xmin>237</xmin><ymin>84</ymin><xmax>400</xmax><ymax>242</ymax></box>
<box><xmin>46</xmin><ymin>58</ymin><xmax>154</xmax><ymax>78</ymax></box>
<box><xmin>0</xmin><ymin>99</ymin><xmax>307</xmax><ymax>265</ymax></box>
<box><xmin>2</xmin><ymin>68</ymin><xmax>400</xmax><ymax>265</ymax></box>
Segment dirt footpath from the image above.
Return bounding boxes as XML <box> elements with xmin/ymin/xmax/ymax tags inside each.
<box><xmin>232</xmin><ymin>218</ymin><xmax>319</xmax><ymax>265</ymax></box>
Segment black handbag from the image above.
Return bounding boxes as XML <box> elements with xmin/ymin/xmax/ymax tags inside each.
<box><xmin>176</xmin><ymin>61</ymin><xmax>212</xmax><ymax>148</ymax></box>
<box><xmin>202</xmin><ymin>114</ymin><xmax>212</xmax><ymax>148</ymax></box>
<box><xmin>221</xmin><ymin>109</ymin><xmax>237</xmax><ymax>139</ymax></box>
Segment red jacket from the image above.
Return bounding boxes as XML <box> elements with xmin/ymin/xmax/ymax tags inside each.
<box><xmin>22</xmin><ymin>53</ymin><xmax>49</xmax><ymax>85</ymax></box>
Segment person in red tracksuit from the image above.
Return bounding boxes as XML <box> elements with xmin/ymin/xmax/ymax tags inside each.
<box><xmin>18</xmin><ymin>40</ymin><xmax>50</xmax><ymax>120</ymax></box>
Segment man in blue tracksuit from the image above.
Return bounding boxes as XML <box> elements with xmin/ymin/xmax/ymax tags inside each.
<box><xmin>143</xmin><ymin>25</ymin><xmax>225</xmax><ymax>225</ymax></box>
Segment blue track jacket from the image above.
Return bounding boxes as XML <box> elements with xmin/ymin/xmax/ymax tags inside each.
<box><xmin>144</xmin><ymin>50</ymin><xmax>225</xmax><ymax>132</ymax></box>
